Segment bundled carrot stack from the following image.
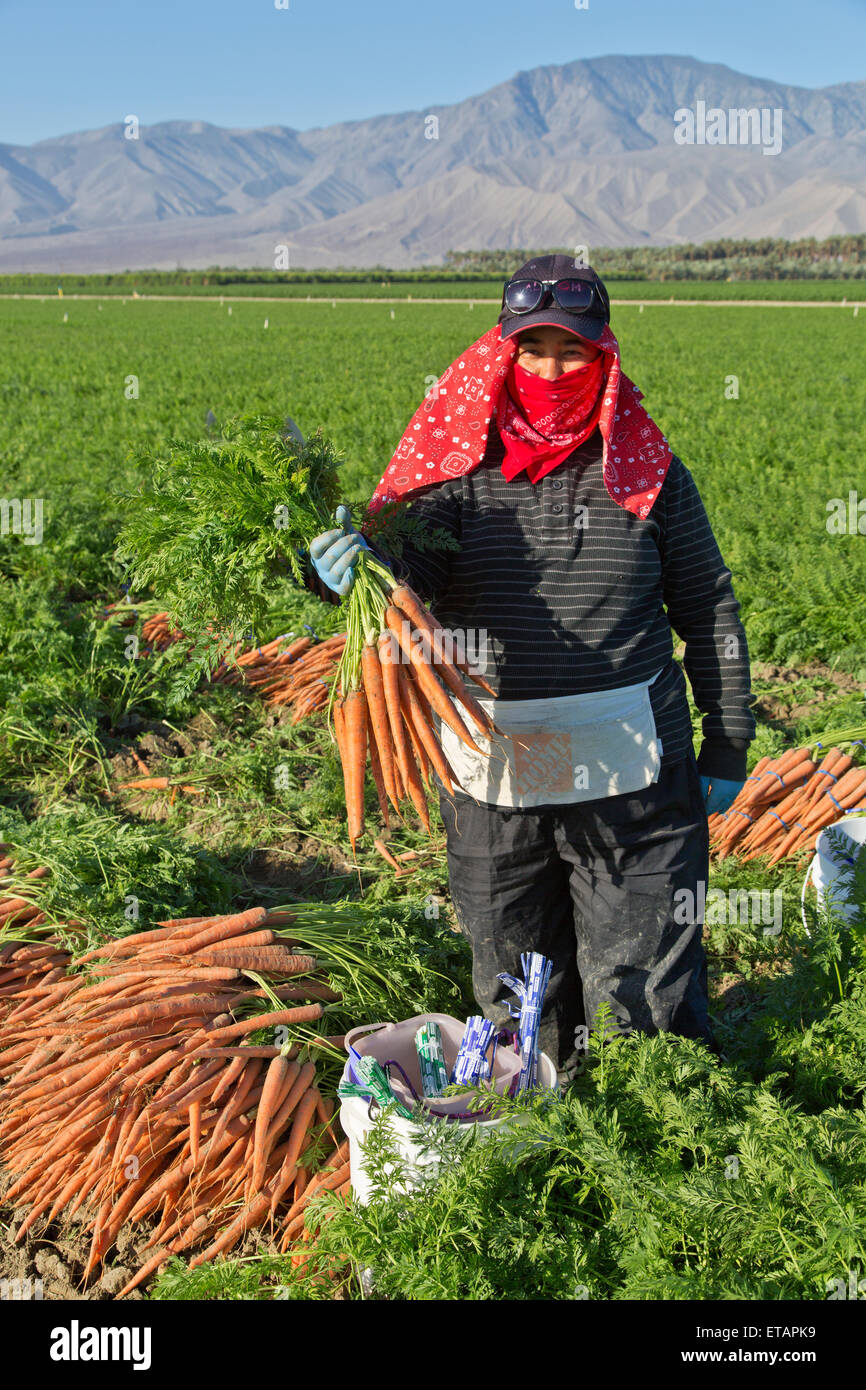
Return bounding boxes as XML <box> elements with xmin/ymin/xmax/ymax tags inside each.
<box><xmin>332</xmin><ymin>581</ymin><xmax>496</xmax><ymax>850</ymax></box>
<box><xmin>215</xmin><ymin>631</ymin><xmax>347</xmax><ymax>724</ymax></box>
<box><xmin>134</xmin><ymin>609</ymin><xmax>346</xmax><ymax>725</ymax></box>
<box><xmin>0</xmin><ymin>906</ymin><xmax>349</xmax><ymax>1296</ymax></box>
<box><xmin>140</xmin><ymin>610</ymin><xmax>186</xmax><ymax>654</ymax></box>
<box><xmin>0</xmin><ymin>853</ymin><xmax>51</xmax><ymax>936</ymax></box>
<box><xmin>211</xmin><ymin>632</ymin><xmax>314</xmax><ymax>688</ymax></box>
<box><xmin>0</xmin><ymin>940</ymin><xmax>73</xmax><ymax>1023</ymax></box>
<box><xmin>709</xmin><ymin>746</ymin><xmax>866</xmax><ymax>865</ymax></box>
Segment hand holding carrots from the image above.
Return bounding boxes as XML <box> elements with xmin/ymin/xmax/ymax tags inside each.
<box><xmin>310</xmin><ymin>505</ymin><xmax>373</xmax><ymax>596</ymax></box>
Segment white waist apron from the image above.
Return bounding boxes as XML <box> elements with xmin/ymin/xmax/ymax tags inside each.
<box><xmin>439</xmin><ymin>670</ymin><xmax>663</xmax><ymax>809</ymax></box>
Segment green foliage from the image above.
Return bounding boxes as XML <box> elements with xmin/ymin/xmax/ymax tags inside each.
<box><xmin>250</xmin><ymin>934</ymin><xmax>866</xmax><ymax>1302</ymax></box>
<box><xmin>445</xmin><ymin>234</ymin><xmax>866</xmax><ymax>281</ymax></box>
<box><xmin>115</xmin><ymin>416</ymin><xmax>343</xmax><ymax>679</ymax></box>
<box><xmin>0</xmin><ymin>801</ymin><xmax>236</xmax><ymax>951</ymax></box>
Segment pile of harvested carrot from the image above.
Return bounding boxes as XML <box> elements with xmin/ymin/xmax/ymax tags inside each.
<box><xmin>140</xmin><ymin>609</ymin><xmax>186</xmax><ymax>654</ymax></box>
<box><xmin>0</xmin><ymin>906</ymin><xmax>350</xmax><ymax>1296</ymax></box>
<box><xmin>213</xmin><ymin>631</ymin><xmax>347</xmax><ymax>723</ymax></box>
<box><xmin>0</xmin><ymin>853</ymin><xmax>51</xmax><ymax>935</ymax></box>
<box><xmin>333</xmin><ymin>578</ymin><xmax>496</xmax><ymax>850</ymax></box>
<box><xmin>709</xmin><ymin>746</ymin><xmax>866</xmax><ymax>865</ymax></box>
<box><xmin>0</xmin><ymin>940</ymin><xmax>73</xmax><ymax>1024</ymax></box>
<box><xmin>136</xmin><ymin>610</ymin><xmax>346</xmax><ymax>724</ymax></box>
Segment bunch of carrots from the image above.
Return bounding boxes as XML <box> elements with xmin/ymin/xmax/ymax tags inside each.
<box><xmin>0</xmin><ymin>940</ymin><xmax>73</xmax><ymax>1024</ymax></box>
<box><xmin>0</xmin><ymin>906</ymin><xmax>350</xmax><ymax>1296</ymax></box>
<box><xmin>136</xmin><ymin>610</ymin><xmax>346</xmax><ymax>724</ymax></box>
<box><xmin>709</xmin><ymin>746</ymin><xmax>866</xmax><ymax>866</ymax></box>
<box><xmin>332</xmin><ymin>570</ymin><xmax>497</xmax><ymax>850</ymax></box>
<box><xmin>0</xmin><ymin>856</ymin><xmax>51</xmax><ymax>936</ymax></box>
<box><xmin>140</xmin><ymin>609</ymin><xmax>185</xmax><ymax>654</ymax></box>
<box><xmin>215</xmin><ymin>631</ymin><xmax>347</xmax><ymax>723</ymax></box>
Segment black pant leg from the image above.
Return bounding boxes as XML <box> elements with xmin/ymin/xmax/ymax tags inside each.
<box><xmin>554</xmin><ymin>753</ymin><xmax>714</xmax><ymax>1046</ymax></box>
<box><xmin>438</xmin><ymin>787</ymin><xmax>585</xmax><ymax>1070</ymax></box>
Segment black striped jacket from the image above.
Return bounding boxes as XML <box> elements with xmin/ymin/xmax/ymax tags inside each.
<box><xmin>313</xmin><ymin>426</ymin><xmax>756</xmax><ymax>781</ymax></box>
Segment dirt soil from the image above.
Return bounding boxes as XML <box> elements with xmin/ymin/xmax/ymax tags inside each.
<box><xmin>748</xmin><ymin>660</ymin><xmax>863</xmax><ymax>724</ymax></box>
<box><xmin>0</xmin><ymin>1203</ymin><xmax>149</xmax><ymax>1301</ymax></box>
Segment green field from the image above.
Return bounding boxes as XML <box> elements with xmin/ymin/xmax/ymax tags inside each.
<box><xmin>2</xmin><ymin>277</ymin><xmax>862</xmax><ymax>300</ymax></box>
<box><xmin>1</xmin><ymin>294</ymin><xmax>865</xmax><ymax>1301</ymax></box>
<box><xmin>3</xmin><ymin>296</ymin><xmax>864</xmax><ymax>670</ymax></box>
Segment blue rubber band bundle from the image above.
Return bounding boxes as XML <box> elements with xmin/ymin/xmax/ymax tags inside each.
<box><xmin>497</xmin><ymin>952</ymin><xmax>553</xmax><ymax>1092</ymax></box>
<box><xmin>450</xmin><ymin>1016</ymin><xmax>497</xmax><ymax>1087</ymax></box>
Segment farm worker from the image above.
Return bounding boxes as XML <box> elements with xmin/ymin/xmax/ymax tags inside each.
<box><xmin>308</xmin><ymin>255</ymin><xmax>755</xmax><ymax>1078</ymax></box>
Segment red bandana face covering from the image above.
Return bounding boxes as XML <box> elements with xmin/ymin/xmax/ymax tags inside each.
<box><xmin>368</xmin><ymin>323</ymin><xmax>672</xmax><ymax>520</ymax></box>
<box><xmin>497</xmin><ymin>354</ymin><xmax>607</xmax><ymax>483</ymax></box>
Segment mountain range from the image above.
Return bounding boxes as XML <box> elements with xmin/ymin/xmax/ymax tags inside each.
<box><xmin>1</xmin><ymin>54</ymin><xmax>864</xmax><ymax>271</ymax></box>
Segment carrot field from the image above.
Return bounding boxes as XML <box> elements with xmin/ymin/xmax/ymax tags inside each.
<box><xmin>1</xmin><ymin>294</ymin><xmax>865</xmax><ymax>1302</ymax></box>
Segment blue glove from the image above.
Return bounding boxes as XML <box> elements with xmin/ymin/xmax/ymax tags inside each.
<box><xmin>308</xmin><ymin>505</ymin><xmax>369</xmax><ymax>596</ymax></box>
<box><xmin>700</xmin><ymin>775</ymin><xmax>745</xmax><ymax>815</ymax></box>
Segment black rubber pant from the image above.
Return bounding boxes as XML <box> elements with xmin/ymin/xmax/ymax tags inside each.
<box><xmin>437</xmin><ymin>752</ymin><xmax>714</xmax><ymax>1076</ymax></box>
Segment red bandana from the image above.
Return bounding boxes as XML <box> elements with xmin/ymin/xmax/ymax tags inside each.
<box><xmin>368</xmin><ymin>323</ymin><xmax>672</xmax><ymax>519</ymax></box>
<box><xmin>497</xmin><ymin>355</ymin><xmax>607</xmax><ymax>483</ymax></box>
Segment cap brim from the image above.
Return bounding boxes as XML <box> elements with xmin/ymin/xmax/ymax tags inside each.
<box><xmin>499</xmin><ymin>312</ymin><xmax>606</xmax><ymax>344</ymax></box>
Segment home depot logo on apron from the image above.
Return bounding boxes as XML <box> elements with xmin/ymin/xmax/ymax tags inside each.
<box><xmin>439</xmin><ymin>672</ymin><xmax>663</xmax><ymax>809</ymax></box>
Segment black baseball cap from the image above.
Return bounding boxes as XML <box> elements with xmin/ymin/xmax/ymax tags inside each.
<box><xmin>498</xmin><ymin>254</ymin><xmax>611</xmax><ymax>344</ymax></box>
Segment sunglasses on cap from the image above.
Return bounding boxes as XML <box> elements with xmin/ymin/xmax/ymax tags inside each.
<box><xmin>501</xmin><ymin>277</ymin><xmax>605</xmax><ymax>316</ymax></box>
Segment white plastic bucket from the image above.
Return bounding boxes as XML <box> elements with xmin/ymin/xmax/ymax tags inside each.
<box><xmin>339</xmin><ymin>1014</ymin><xmax>558</xmax><ymax>1205</ymax></box>
<box><xmin>801</xmin><ymin>812</ymin><xmax>866</xmax><ymax>934</ymax></box>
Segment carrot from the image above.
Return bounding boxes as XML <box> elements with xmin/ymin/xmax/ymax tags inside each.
<box><xmin>403</xmin><ymin>692</ymin><xmax>432</xmax><ymax>786</ymax></box>
<box><xmin>68</xmin><ymin>993</ymin><xmax>235</xmax><ymax>1037</ymax></box>
<box><xmin>189</xmin><ymin>1100</ymin><xmax>202</xmax><ymax>1167</ymax></box>
<box><xmin>14</xmin><ymin>1159</ymin><xmax>76</xmax><ymax>1241</ymax></box>
<box><xmin>73</xmin><ymin>916</ymin><xmax>221</xmax><ymax>966</ymax></box>
<box><xmin>361</xmin><ymin>642</ymin><xmax>400</xmax><ymax>812</ymax></box>
<box><xmin>401</xmin><ymin>668</ymin><xmax>457</xmax><ymax>793</ymax></box>
<box><xmin>340</xmin><ymin>689</ymin><xmax>367</xmax><ymax>852</ymax></box>
<box><xmin>195</xmin><ymin>948</ymin><xmax>316</xmax><ymax>973</ymax></box>
<box><xmin>378</xmin><ymin>633</ymin><xmax>429</xmax><ymax>827</ymax></box>
<box><xmin>800</xmin><ymin>768</ymin><xmax>866</xmax><ymax>827</ymax></box>
<box><xmin>119</xmin><ymin>776</ymin><xmax>173</xmax><ymax>790</ymax></box>
<box><xmin>289</xmin><ymin>684</ymin><xmax>330</xmax><ymax>722</ymax></box>
<box><xmin>168</xmin><ymin>907</ymin><xmax>269</xmax><ymax>956</ymax></box>
<box><xmin>116</xmin><ymin>1214</ymin><xmax>212</xmax><ymax>1298</ymax></box>
<box><xmin>373</xmin><ymin>839</ymin><xmax>401</xmax><ymax>871</ymax></box>
<box><xmin>741</xmin><ymin>749</ymin><xmax>811</xmax><ymax>805</ymax></box>
<box><xmin>187</xmin><ymin>1189</ymin><xmax>273</xmax><ymax>1269</ymax></box>
<box><xmin>292</xmin><ymin>1166</ymin><xmax>309</xmax><ymax>1203</ymax></box>
<box><xmin>0</xmin><ymin>897</ymin><xmax>39</xmax><ymax>924</ymax></box>
<box><xmin>192</xmin><ymin>1002</ymin><xmax>325</xmax><ymax>1050</ymax></box>
<box><xmin>252</xmin><ymin>1053</ymin><xmax>294</xmax><ymax>1192</ymax></box>
<box><xmin>391</xmin><ymin>605</ymin><xmax>495</xmax><ymax>737</ymax></box>
<box><xmin>202</xmin><ymin>1049</ymin><xmax>293</xmax><ymax>1067</ymax></box>
<box><xmin>268</xmin><ymin>1088</ymin><xmax>319</xmax><ymax>1209</ymax></box>
<box><xmin>383</xmin><ymin>607</ymin><xmax>483</xmax><ymax>753</ymax></box>
<box><xmin>803</xmin><ymin>753</ymin><xmax>854</xmax><ymax>804</ymax></box>
<box><xmin>389</xmin><ymin>582</ymin><xmax>497</xmax><ymax>696</ymax></box>
<box><xmin>207</xmin><ymin>1052</ymin><xmax>246</xmax><ymax>1106</ymax></box>
<box><xmin>197</xmin><ymin>928</ymin><xmax>275</xmax><ymax>952</ymax></box>
<box><xmin>278</xmin><ymin>1160</ymin><xmax>352</xmax><ymax>1250</ymax></box>
<box><xmin>366</xmin><ymin>722</ymin><xmax>392</xmax><ymax>829</ymax></box>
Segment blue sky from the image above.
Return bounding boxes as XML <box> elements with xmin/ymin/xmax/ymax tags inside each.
<box><xmin>1</xmin><ymin>0</ymin><xmax>864</xmax><ymax>146</ymax></box>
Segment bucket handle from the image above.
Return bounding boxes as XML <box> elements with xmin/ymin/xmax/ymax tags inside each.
<box><xmin>344</xmin><ymin>1020</ymin><xmax>393</xmax><ymax>1053</ymax></box>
